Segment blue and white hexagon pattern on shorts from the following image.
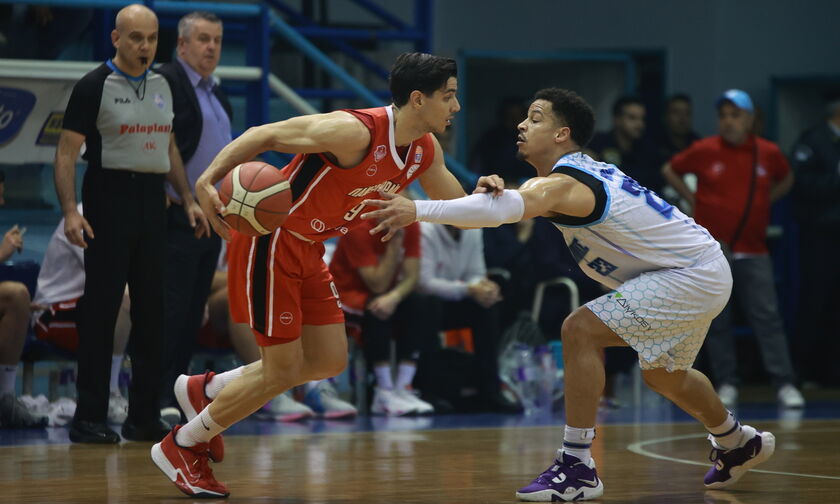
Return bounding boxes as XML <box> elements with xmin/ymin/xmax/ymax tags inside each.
<box><xmin>586</xmin><ymin>254</ymin><xmax>732</xmax><ymax>372</ymax></box>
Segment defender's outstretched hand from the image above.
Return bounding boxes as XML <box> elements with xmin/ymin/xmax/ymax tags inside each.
<box><xmin>473</xmin><ymin>174</ymin><xmax>505</xmax><ymax>196</ymax></box>
<box><xmin>361</xmin><ymin>192</ymin><xmax>416</xmax><ymax>242</ymax></box>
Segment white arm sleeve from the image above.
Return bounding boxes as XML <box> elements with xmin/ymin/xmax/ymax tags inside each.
<box><xmin>414</xmin><ymin>190</ymin><xmax>525</xmax><ymax>227</ymax></box>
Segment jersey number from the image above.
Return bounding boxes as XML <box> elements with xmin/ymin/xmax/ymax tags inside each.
<box><xmin>620</xmin><ymin>176</ymin><xmax>674</xmax><ymax>219</ymax></box>
<box><xmin>344</xmin><ymin>202</ymin><xmax>366</xmax><ymax>221</ymax></box>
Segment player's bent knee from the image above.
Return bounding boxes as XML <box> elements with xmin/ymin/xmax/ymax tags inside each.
<box><xmin>260</xmin><ymin>361</ymin><xmax>304</xmax><ymax>396</ymax></box>
<box><xmin>561</xmin><ymin>309</ymin><xmax>600</xmax><ymax>350</ymax></box>
<box><xmin>306</xmin><ymin>354</ymin><xmax>347</xmax><ymax>382</ymax></box>
<box><xmin>0</xmin><ymin>281</ymin><xmax>30</xmax><ymax>308</ymax></box>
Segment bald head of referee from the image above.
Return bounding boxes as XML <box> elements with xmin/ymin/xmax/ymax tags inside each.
<box><xmin>111</xmin><ymin>4</ymin><xmax>159</xmax><ymax>77</ymax></box>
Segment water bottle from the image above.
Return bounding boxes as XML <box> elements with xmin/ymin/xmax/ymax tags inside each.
<box><xmin>515</xmin><ymin>344</ymin><xmax>542</xmax><ymax>416</ymax></box>
<box><xmin>499</xmin><ymin>342</ymin><xmax>537</xmax><ymax>414</ymax></box>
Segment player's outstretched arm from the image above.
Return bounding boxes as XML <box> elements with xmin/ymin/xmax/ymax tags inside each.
<box><xmin>362</xmin><ymin>174</ymin><xmax>594</xmax><ymax>240</ymax></box>
<box><xmin>417</xmin><ymin>135</ymin><xmax>468</xmax><ymax>200</ymax></box>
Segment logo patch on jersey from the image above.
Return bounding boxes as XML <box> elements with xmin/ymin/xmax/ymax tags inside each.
<box><xmin>407</xmin><ymin>163</ymin><xmax>420</xmax><ymax>178</ymax></box>
<box><xmin>311</xmin><ymin>219</ymin><xmax>325</xmax><ymax>233</ymax></box>
<box><xmin>711</xmin><ymin>162</ymin><xmax>725</xmax><ymax>175</ymax></box>
<box><xmin>414</xmin><ymin>145</ymin><xmax>423</xmax><ymax>163</ymax></box>
<box><xmin>279</xmin><ymin>312</ymin><xmax>294</xmax><ymax>325</ymax></box>
<box><xmin>366</xmin><ymin>164</ymin><xmax>378</xmax><ymax>176</ymax></box>
<box><xmin>757</xmin><ymin>164</ymin><xmax>767</xmax><ymax>177</ymax></box>
<box><xmin>119</xmin><ymin>123</ymin><xmax>172</xmax><ymax>135</ymax></box>
<box><xmin>0</xmin><ymin>87</ymin><xmax>36</xmax><ymax>146</ymax></box>
<box><xmin>154</xmin><ymin>93</ymin><xmax>165</xmax><ymax>109</ymax></box>
<box><xmin>374</xmin><ymin>145</ymin><xmax>387</xmax><ymax>162</ymax></box>
<box><xmin>114</xmin><ymin>97</ymin><xmax>131</xmax><ymax>104</ymax></box>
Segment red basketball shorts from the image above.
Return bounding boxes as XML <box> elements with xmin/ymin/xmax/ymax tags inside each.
<box><xmin>33</xmin><ymin>298</ymin><xmax>80</xmax><ymax>353</ymax></box>
<box><xmin>228</xmin><ymin>229</ymin><xmax>344</xmax><ymax>346</ymax></box>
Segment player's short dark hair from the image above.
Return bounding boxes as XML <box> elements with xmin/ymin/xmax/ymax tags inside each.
<box><xmin>612</xmin><ymin>95</ymin><xmax>644</xmax><ymax>117</ymax></box>
<box><xmin>666</xmin><ymin>93</ymin><xmax>692</xmax><ymax>108</ymax></box>
<box><xmin>534</xmin><ymin>88</ymin><xmax>595</xmax><ymax>148</ymax></box>
<box><xmin>389</xmin><ymin>53</ymin><xmax>457</xmax><ymax>107</ymax></box>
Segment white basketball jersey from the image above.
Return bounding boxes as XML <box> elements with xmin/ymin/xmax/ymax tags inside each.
<box><xmin>548</xmin><ymin>152</ymin><xmax>720</xmax><ymax>289</ymax></box>
<box><xmin>33</xmin><ymin>206</ymin><xmax>85</xmax><ymax>306</ymax></box>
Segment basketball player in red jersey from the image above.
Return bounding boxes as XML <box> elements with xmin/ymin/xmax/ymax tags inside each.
<box><xmin>151</xmin><ymin>53</ymin><xmax>468</xmax><ymax>498</ymax></box>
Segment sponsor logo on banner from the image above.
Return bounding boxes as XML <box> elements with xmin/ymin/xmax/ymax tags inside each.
<box><xmin>366</xmin><ymin>164</ymin><xmax>377</xmax><ymax>176</ymax></box>
<box><xmin>374</xmin><ymin>144</ymin><xmax>387</xmax><ymax>162</ymax></box>
<box><xmin>407</xmin><ymin>163</ymin><xmax>420</xmax><ymax>178</ymax></box>
<box><xmin>36</xmin><ymin>112</ymin><xmax>64</xmax><ymax>146</ymax></box>
<box><xmin>0</xmin><ymin>87</ymin><xmax>36</xmax><ymax>146</ymax></box>
<box><xmin>414</xmin><ymin>145</ymin><xmax>423</xmax><ymax>163</ymax></box>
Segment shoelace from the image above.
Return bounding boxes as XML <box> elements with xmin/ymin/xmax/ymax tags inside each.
<box><xmin>192</xmin><ymin>448</ymin><xmax>219</xmax><ymax>482</ymax></box>
<box><xmin>536</xmin><ymin>459</ymin><xmax>576</xmax><ymax>482</ymax></box>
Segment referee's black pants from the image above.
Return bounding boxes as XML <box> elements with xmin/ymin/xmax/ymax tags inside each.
<box><xmin>160</xmin><ymin>204</ymin><xmax>221</xmax><ymax>408</ymax></box>
<box><xmin>75</xmin><ymin>168</ymin><xmax>166</xmax><ymax>424</ymax></box>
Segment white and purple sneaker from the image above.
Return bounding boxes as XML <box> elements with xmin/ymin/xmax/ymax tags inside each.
<box><xmin>704</xmin><ymin>430</ymin><xmax>775</xmax><ymax>489</ymax></box>
<box><xmin>516</xmin><ymin>450</ymin><xmax>604</xmax><ymax>502</ymax></box>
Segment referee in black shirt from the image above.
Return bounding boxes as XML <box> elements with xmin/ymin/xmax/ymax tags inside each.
<box><xmin>54</xmin><ymin>4</ymin><xmax>208</xmax><ymax>444</ymax></box>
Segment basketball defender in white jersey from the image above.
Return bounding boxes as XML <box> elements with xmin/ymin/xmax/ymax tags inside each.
<box><xmin>363</xmin><ymin>88</ymin><xmax>776</xmax><ymax>502</ymax></box>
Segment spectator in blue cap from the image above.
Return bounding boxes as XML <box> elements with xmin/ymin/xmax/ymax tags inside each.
<box><xmin>663</xmin><ymin>89</ymin><xmax>805</xmax><ymax>409</ymax></box>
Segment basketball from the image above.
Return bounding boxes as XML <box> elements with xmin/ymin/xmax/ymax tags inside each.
<box><xmin>218</xmin><ymin>161</ymin><xmax>292</xmax><ymax>236</ymax></box>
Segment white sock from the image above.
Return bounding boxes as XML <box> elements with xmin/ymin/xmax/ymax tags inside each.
<box><xmin>374</xmin><ymin>365</ymin><xmax>393</xmax><ymax>390</ymax></box>
<box><xmin>176</xmin><ymin>407</ymin><xmax>225</xmax><ymax>447</ymax></box>
<box><xmin>706</xmin><ymin>411</ymin><xmax>756</xmax><ymax>449</ymax></box>
<box><xmin>563</xmin><ymin>425</ymin><xmax>596</xmax><ymax>464</ymax></box>
<box><xmin>110</xmin><ymin>355</ymin><xmax>123</xmax><ymax>393</ymax></box>
<box><xmin>205</xmin><ymin>366</ymin><xmax>244</xmax><ymax>399</ymax></box>
<box><xmin>0</xmin><ymin>365</ymin><xmax>16</xmax><ymax>395</ymax></box>
<box><xmin>395</xmin><ymin>363</ymin><xmax>416</xmax><ymax>390</ymax></box>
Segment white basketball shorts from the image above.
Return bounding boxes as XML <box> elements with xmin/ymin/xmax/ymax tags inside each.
<box><xmin>585</xmin><ymin>254</ymin><xmax>732</xmax><ymax>372</ymax></box>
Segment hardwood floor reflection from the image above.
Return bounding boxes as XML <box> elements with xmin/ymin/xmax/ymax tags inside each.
<box><xmin>0</xmin><ymin>419</ymin><xmax>838</xmax><ymax>503</ymax></box>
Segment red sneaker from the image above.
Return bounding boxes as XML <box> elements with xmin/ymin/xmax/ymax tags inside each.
<box><xmin>151</xmin><ymin>426</ymin><xmax>230</xmax><ymax>498</ymax></box>
<box><xmin>174</xmin><ymin>372</ymin><xmax>224</xmax><ymax>462</ymax></box>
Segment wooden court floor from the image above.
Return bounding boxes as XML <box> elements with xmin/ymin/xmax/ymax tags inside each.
<box><xmin>1</xmin><ymin>419</ymin><xmax>838</xmax><ymax>503</ymax></box>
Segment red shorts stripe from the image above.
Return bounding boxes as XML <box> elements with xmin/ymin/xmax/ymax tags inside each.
<box><xmin>34</xmin><ymin>298</ymin><xmax>80</xmax><ymax>353</ymax></box>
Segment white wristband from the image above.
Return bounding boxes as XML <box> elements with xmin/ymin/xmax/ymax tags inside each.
<box><xmin>414</xmin><ymin>190</ymin><xmax>525</xmax><ymax>227</ymax></box>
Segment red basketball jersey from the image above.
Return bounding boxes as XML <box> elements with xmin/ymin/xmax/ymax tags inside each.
<box><xmin>278</xmin><ymin>105</ymin><xmax>436</xmax><ymax>241</ymax></box>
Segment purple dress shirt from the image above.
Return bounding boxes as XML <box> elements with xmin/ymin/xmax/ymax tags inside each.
<box><xmin>166</xmin><ymin>57</ymin><xmax>232</xmax><ymax>202</ymax></box>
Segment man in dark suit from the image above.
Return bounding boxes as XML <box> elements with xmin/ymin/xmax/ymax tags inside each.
<box><xmin>155</xmin><ymin>11</ymin><xmax>232</xmax><ymax>413</ymax></box>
